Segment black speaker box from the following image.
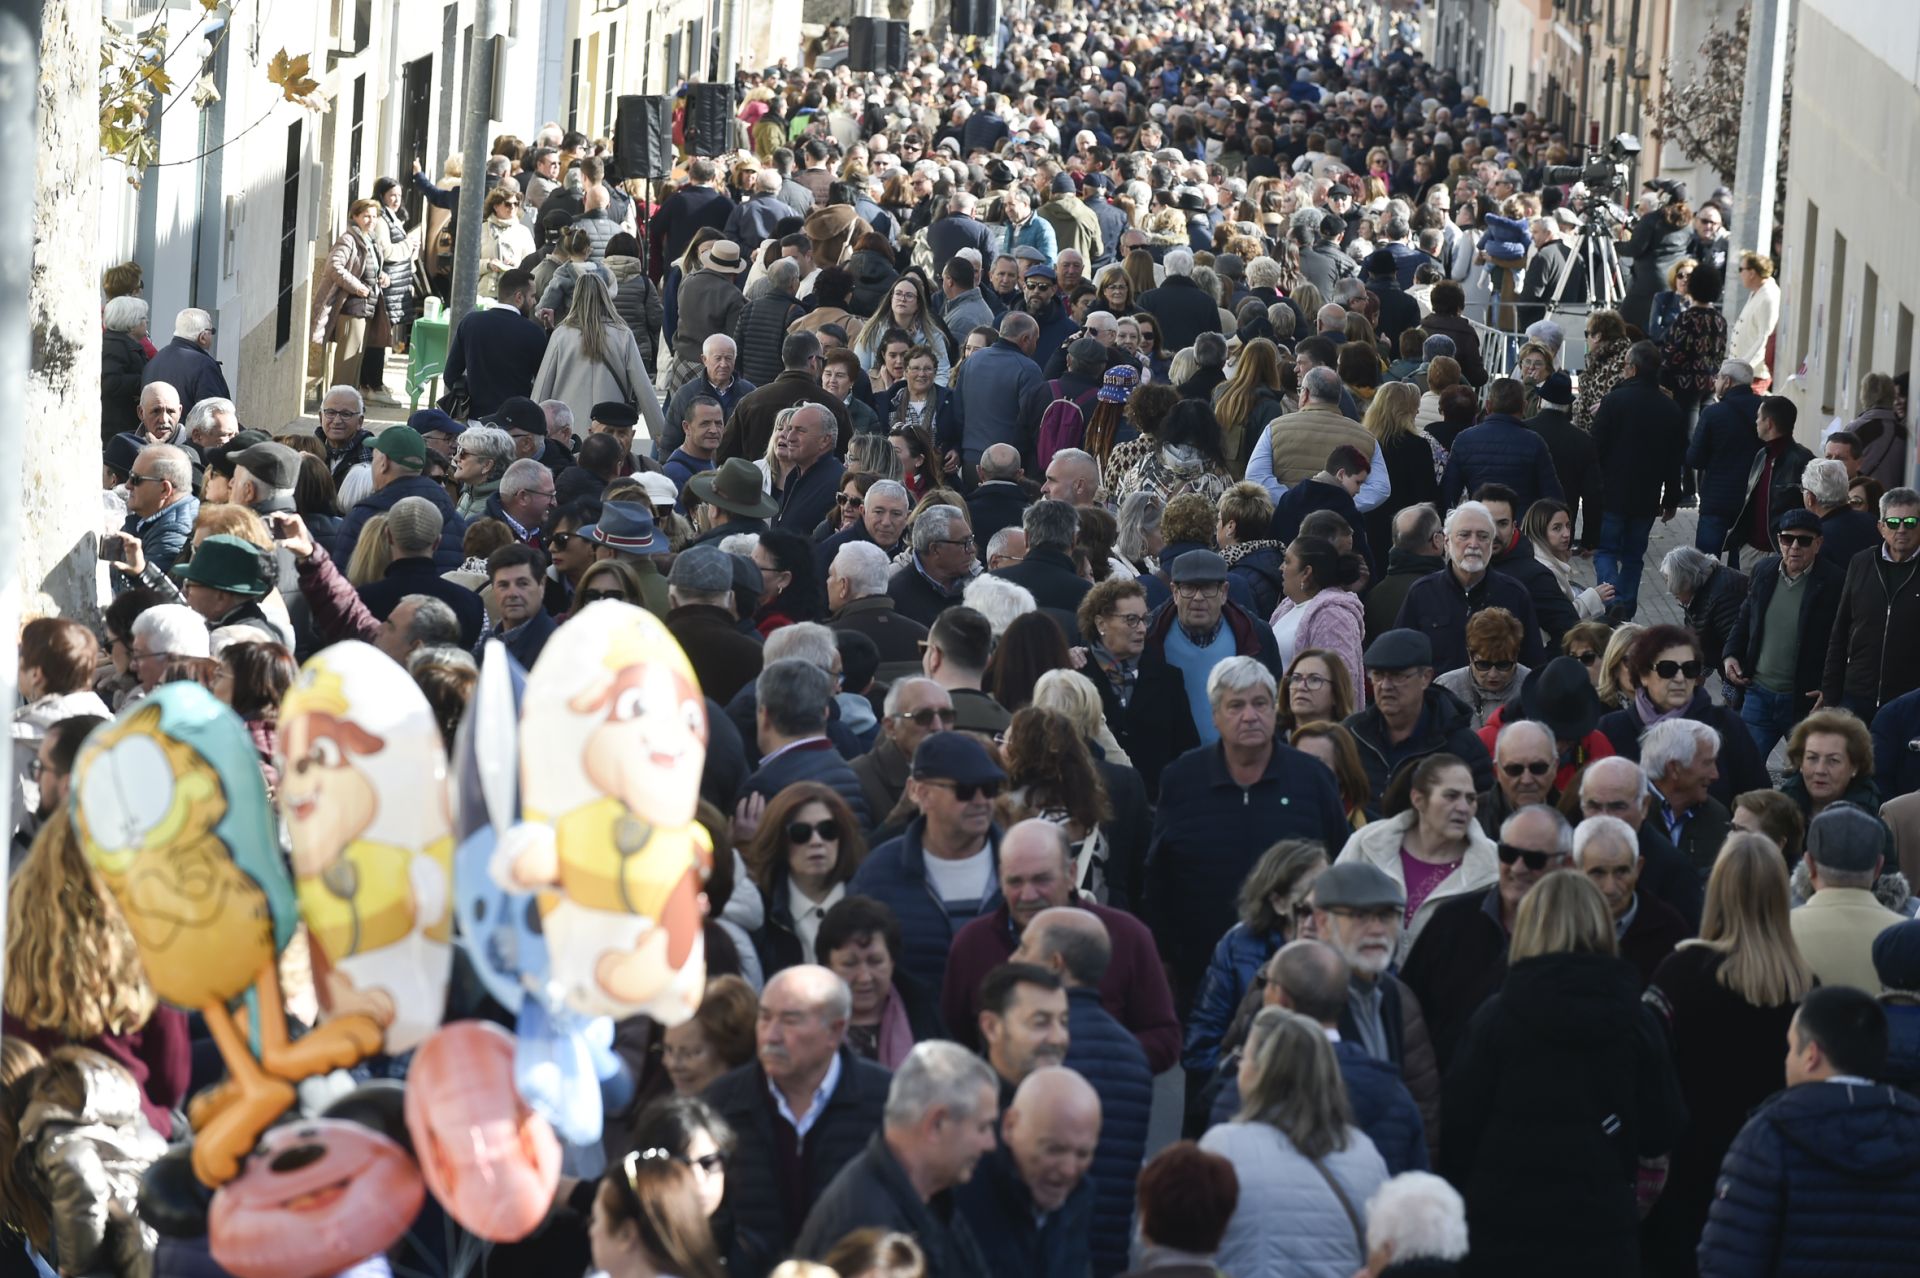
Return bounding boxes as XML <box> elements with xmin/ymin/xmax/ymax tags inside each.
<box><xmin>951</xmin><ymin>0</ymin><xmax>997</xmax><ymax>38</ymax></box>
<box><xmin>847</xmin><ymin>17</ymin><xmax>908</xmax><ymax>72</ymax></box>
<box><xmin>613</xmin><ymin>94</ymin><xmax>672</xmax><ymax>181</ymax></box>
<box><xmin>686</xmin><ymin>82</ymin><xmax>736</xmax><ymax>158</ymax></box>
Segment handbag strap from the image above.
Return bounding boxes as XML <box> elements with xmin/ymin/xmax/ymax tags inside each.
<box><xmin>1307</xmin><ymin>1154</ymin><xmax>1368</xmax><ymax>1257</ymax></box>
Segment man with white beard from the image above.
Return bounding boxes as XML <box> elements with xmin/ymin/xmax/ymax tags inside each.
<box><xmin>1393</xmin><ymin>500</ymin><xmax>1545</xmax><ymax>675</ymax></box>
<box><xmin>1309</xmin><ymin>862</ymin><xmax>1442</xmax><ymax>1161</ymax></box>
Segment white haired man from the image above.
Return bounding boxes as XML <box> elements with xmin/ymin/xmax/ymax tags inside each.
<box><xmin>1573</xmin><ymin>814</ymin><xmax>1687</xmax><ymax>985</ymax></box>
<box><xmin>143</xmin><ymin>306</ymin><xmax>230</xmax><ymax>408</ymax></box>
<box><xmin>1393</xmin><ymin>501</ymin><xmax>1545</xmax><ymax>675</ymax></box>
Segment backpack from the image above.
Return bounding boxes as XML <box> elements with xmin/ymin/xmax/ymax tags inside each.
<box><xmin>1036</xmin><ymin>380</ymin><xmax>1098</xmax><ymax>471</ymax></box>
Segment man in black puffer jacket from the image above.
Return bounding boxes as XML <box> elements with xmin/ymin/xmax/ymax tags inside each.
<box><xmin>705</xmin><ymin>968</ymin><xmax>892</xmax><ymax>1278</ymax></box>
<box><xmin>732</xmin><ymin>258</ymin><xmax>809</xmax><ymax>388</ymax></box>
<box><xmin>1016</xmin><ymin>908</ymin><xmax>1153</xmax><ymax>1278</ymax></box>
<box><xmin>1699</xmin><ymin>986</ymin><xmax>1920</xmax><ymax>1278</ymax></box>
<box><xmin>1344</xmin><ymin>630</ymin><xmax>1496</xmax><ymax>803</ymax></box>
<box><xmin>1686</xmin><ymin>361</ymin><xmax>1764</xmax><ymax>559</ymax></box>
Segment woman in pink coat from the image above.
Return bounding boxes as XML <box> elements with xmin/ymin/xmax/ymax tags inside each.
<box><xmin>1269</xmin><ymin>534</ymin><xmax>1368</xmax><ymax>709</ymax></box>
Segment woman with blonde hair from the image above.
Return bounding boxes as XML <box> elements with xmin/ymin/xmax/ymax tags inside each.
<box><xmin>1203</xmin><ymin>1008</ymin><xmax>1388</xmax><ymax>1278</ymax></box>
<box><xmin>1211</xmin><ymin>338</ymin><xmax>1287</xmax><ymax>475</ymax></box>
<box><xmin>1642</xmin><ymin>832</ymin><xmax>1813</xmax><ymax>1271</ymax></box>
<box><xmin>1361</xmin><ymin>380</ymin><xmax>1442</xmax><ymax>554</ymax></box>
<box><xmin>1596</xmin><ymin>622</ymin><xmax>1643</xmax><ymax>709</ymax></box>
<box><xmin>532</xmin><ymin>273</ymin><xmax>663</xmax><ymax>437</ymax></box>
<box><xmin>1729</xmin><ymin>252</ymin><xmax>1781</xmax><ymax>385</ymax></box>
<box><xmin>3</xmin><ymin>813</ymin><xmax>190</xmax><ymax>1138</ymax></box>
<box><xmin>1290</xmin><ymin>721</ymin><xmax>1373</xmax><ymax>830</ymax></box>
<box><xmin>310</xmin><ymin>197</ymin><xmax>386</xmax><ymax>389</ymax></box>
<box><xmin>345</xmin><ymin>512</ymin><xmax>392</xmax><ymax>587</ymax></box>
<box><xmin>1031</xmin><ymin>667</ymin><xmax>1131</xmax><ymax>768</ymax></box>
<box><xmin>1442</xmin><ymin>870</ymin><xmax>1684</xmax><ymax>1278</ymax></box>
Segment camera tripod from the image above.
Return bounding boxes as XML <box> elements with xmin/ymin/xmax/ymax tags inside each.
<box><xmin>1548</xmin><ymin>200</ymin><xmax>1628</xmax><ymax>315</ymax></box>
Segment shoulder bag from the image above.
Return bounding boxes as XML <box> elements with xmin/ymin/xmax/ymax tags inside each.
<box><xmin>1307</xmin><ymin>1154</ymin><xmax>1368</xmax><ymax>1257</ymax></box>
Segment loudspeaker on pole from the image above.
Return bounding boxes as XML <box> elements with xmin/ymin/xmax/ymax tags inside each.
<box><xmin>613</xmin><ymin>95</ymin><xmax>672</xmax><ymax>181</ymax></box>
<box><xmin>686</xmin><ymin>82</ymin><xmax>736</xmax><ymax>158</ymax></box>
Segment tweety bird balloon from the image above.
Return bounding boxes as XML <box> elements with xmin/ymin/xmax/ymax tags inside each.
<box><xmin>489</xmin><ymin>602</ymin><xmax>712</xmax><ymax>1023</ymax></box>
<box><xmin>278</xmin><ymin>641</ymin><xmax>454</xmax><ymax>1055</ymax></box>
<box><xmin>71</xmin><ymin>684</ymin><xmax>381</xmax><ymax>1187</ymax></box>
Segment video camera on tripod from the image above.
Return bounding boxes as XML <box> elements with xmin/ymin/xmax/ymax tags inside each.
<box><xmin>1542</xmin><ymin>132</ymin><xmax>1642</xmax><ymax>199</ymax></box>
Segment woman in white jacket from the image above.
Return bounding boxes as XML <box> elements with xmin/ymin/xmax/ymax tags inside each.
<box><xmin>1203</xmin><ymin>1007</ymin><xmax>1390</xmax><ymax>1278</ymax></box>
<box><xmin>1727</xmin><ymin>251</ymin><xmax>1782</xmax><ymax>385</ymax></box>
<box><xmin>1335</xmin><ymin>753</ymin><xmax>1499</xmax><ymax>959</ymax></box>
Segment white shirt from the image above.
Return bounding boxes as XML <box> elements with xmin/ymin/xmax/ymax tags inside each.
<box><xmin>787</xmin><ymin>878</ymin><xmax>847</xmax><ymax>964</ymax></box>
<box><xmin>923</xmin><ymin>844</ymin><xmax>993</xmax><ymax>904</ymax></box>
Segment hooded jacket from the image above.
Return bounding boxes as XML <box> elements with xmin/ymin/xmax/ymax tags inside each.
<box><xmin>1441</xmin><ymin>952</ymin><xmax>1686</xmax><ymax>1278</ymax></box>
<box><xmin>1335</xmin><ymin>808</ymin><xmax>1500</xmax><ymax>961</ymax></box>
<box><xmin>1271</xmin><ymin>589</ymin><xmax>1368</xmax><ymax>710</ymax></box>
<box><xmin>1698</xmin><ymin>1079</ymin><xmax>1920</xmax><ymax>1277</ymax></box>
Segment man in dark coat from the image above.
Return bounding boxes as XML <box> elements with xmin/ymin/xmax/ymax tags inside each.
<box><xmin>649</xmin><ymin>156</ymin><xmax>735</xmax><ymax>272</ymax></box>
<box><xmin>1014</xmin><ymin>908</ymin><xmax>1154</xmax><ymax>1278</ymax></box>
<box><xmin>142</xmin><ymin>310</ymin><xmax>231</xmax><ymax>409</ymax></box>
<box><xmin>1592</xmin><ymin>342</ymin><xmax>1687</xmax><ymax>618</ymax></box>
<box><xmin>1729</xmin><ymin>393</ymin><xmax>1815</xmax><ymax>559</ymax></box>
<box><xmin>924</xmin><ymin>192</ymin><xmax>1000</xmax><ymax>278</ymax></box>
<box><xmin>352</xmin><ymin>496</ymin><xmax>486</xmax><ymax>649</ymax></box>
<box><xmin>1395</xmin><ymin>501</ymin><xmax>1546</xmax><ymax>675</ymax></box>
<box><xmin>1525</xmin><ymin>372</ymin><xmax>1603</xmax><ymax>550</ymax></box>
<box><xmin>991</xmin><ymin>499</ymin><xmax>1092</xmax><ymax>614</ymax></box>
<box><xmin>474</xmin><ymin>544</ymin><xmax>556</xmax><ymax>669</ymax></box>
<box><xmin>1437</xmin><ymin>378</ymin><xmax>1563</xmax><ymax>515</ymax></box>
<box><xmin>1343</xmin><ymin>630</ymin><xmax>1497</xmax><ymax>802</ymax></box>
<box><xmin>332</xmin><ymin>427</ymin><xmax>468</xmax><ymax>570</ymax></box>
<box><xmin>1363</xmin><ymin>248</ymin><xmax>1423</xmax><ymax>350</ymax></box>
<box><xmin>706</xmin><ymin>967</ymin><xmax>893</xmax><ymax>1278</ymax></box>
<box><xmin>443</xmin><ymin>270</ymin><xmax>549</xmax><ymax>417</ymax></box>
<box><xmin>795</xmin><ymin>1043</ymin><xmax>998</xmax><ymax>1276</ymax></box>
<box><xmin>1138</xmin><ymin>255</ymin><xmax>1226</xmax><ymax>354</ymax></box>
<box><xmin>665</xmin><ymin>546</ymin><xmax>764</xmax><ymax>705</ymax></box>
<box><xmin>955</xmin><ymin>1068</ymin><xmax>1099</xmax><ymax>1278</ymax></box>
<box><xmin>964</xmin><ymin>444</ymin><xmax>1032</xmax><ymax>555</ymax></box>
<box><xmin>771</xmin><ymin>402</ymin><xmax>846</xmax><ymax>535</ymax></box>
<box><xmin>1298</xmin><ymin>212</ymin><xmax>1360</xmax><ymax>297</ymax></box>
<box><xmin>1802</xmin><ymin>455</ymin><xmax>1881</xmax><ymax>569</ymax></box>
<box><xmin>720</xmin><ymin>333</ymin><xmax>853</xmax><ymax>463</ymax></box>
<box><xmin>741</xmin><ymin>659</ymin><xmax>871</xmax><ymax>827</ymax></box>
<box><xmin>1571</xmin><ymin>811</ymin><xmax>1690</xmax><ymax>985</ymax></box>
<box><xmin>1821</xmin><ymin>486</ymin><xmax>1920</xmax><ymax>722</ymax></box>
<box><xmin>1366</xmin><ymin>505</ymin><xmax>1446</xmax><ymax>644</ymax></box>
<box><xmin>1686</xmin><ymin>361</ymin><xmax>1764</xmax><ymax>559</ymax></box>
<box><xmin>1698</xmin><ymin>986</ymin><xmax>1920</xmax><ymax>1277</ymax></box>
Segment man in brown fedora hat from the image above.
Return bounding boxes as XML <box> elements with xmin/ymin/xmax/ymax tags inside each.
<box><xmin>666</xmin><ymin>236</ymin><xmax>748</xmax><ymax>396</ymax></box>
<box><xmin>683</xmin><ymin>456</ymin><xmax>780</xmax><ymax>550</ymax></box>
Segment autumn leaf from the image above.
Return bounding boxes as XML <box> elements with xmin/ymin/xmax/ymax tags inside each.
<box><xmin>266</xmin><ymin>48</ymin><xmax>321</xmax><ymax>102</ymax></box>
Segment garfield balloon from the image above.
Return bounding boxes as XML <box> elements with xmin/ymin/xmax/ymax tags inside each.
<box><xmin>72</xmin><ymin>684</ymin><xmax>380</xmax><ymax>1187</ymax></box>
<box><xmin>489</xmin><ymin>603</ymin><xmax>712</xmax><ymax>1023</ymax></box>
<box><xmin>279</xmin><ymin>642</ymin><xmax>454</xmax><ymax>1055</ymax></box>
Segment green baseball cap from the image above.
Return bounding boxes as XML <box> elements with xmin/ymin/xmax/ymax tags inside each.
<box><xmin>371</xmin><ymin>425</ymin><xmax>427</xmax><ymax>470</ymax></box>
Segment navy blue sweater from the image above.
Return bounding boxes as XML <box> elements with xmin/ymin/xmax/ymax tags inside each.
<box><xmin>848</xmin><ymin>818</ymin><xmax>1004</xmax><ymax>993</ymax></box>
<box><xmin>1064</xmin><ymin>986</ymin><xmax>1153</xmax><ymax>1278</ymax></box>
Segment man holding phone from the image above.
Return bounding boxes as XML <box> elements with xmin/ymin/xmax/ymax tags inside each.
<box><xmin>114</xmin><ymin>443</ymin><xmax>199</xmax><ymax>592</ymax></box>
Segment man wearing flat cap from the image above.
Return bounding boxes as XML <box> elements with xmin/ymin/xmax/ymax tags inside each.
<box><xmin>176</xmin><ymin>533</ymin><xmax>287</xmax><ymax>648</ymax></box>
<box><xmin>332</xmin><ymin>425</ymin><xmax>468</xmax><ymax>571</ymax></box>
<box><xmin>1790</xmin><ymin>803</ymin><xmax>1905</xmax><ymax>993</ymax></box>
<box><xmin>1308</xmin><ymin>862</ymin><xmax>1442</xmax><ymax>1160</ymax></box>
<box><xmin>1343</xmin><ymin>628</ymin><xmax>1495</xmax><ymax>803</ymax></box>
<box><xmin>850</xmin><ymin>732</ymin><xmax>1009</xmax><ymax>993</ymax></box>
<box><xmin>665</xmin><ymin>545</ymin><xmax>764</xmax><ymax>704</ymax></box>
<box><xmin>1723</xmin><ymin>506</ymin><xmax>1843</xmax><ymax>757</ymax></box>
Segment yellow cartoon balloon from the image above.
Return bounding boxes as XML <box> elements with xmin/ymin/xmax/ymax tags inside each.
<box><xmin>71</xmin><ymin>683</ymin><xmax>382</xmax><ymax>1188</ymax></box>
<box><xmin>279</xmin><ymin>641</ymin><xmax>454</xmax><ymax>1055</ymax></box>
<box><xmin>490</xmin><ymin>602</ymin><xmax>712</xmax><ymax>1023</ymax></box>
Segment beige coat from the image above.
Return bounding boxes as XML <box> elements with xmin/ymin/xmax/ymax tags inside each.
<box><xmin>309</xmin><ymin>228</ymin><xmax>379</xmax><ymax>346</ymax></box>
<box><xmin>1336</xmin><ymin>809</ymin><xmax>1500</xmax><ymax>961</ymax></box>
<box><xmin>530</xmin><ymin>324</ymin><xmax>664</xmax><ymax>440</ymax></box>
<box><xmin>1789</xmin><ymin>886</ymin><xmax>1904</xmax><ymax>994</ymax></box>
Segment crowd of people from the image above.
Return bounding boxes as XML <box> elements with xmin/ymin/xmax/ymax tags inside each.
<box><xmin>21</xmin><ymin>1</ymin><xmax>1920</xmax><ymax>1277</ymax></box>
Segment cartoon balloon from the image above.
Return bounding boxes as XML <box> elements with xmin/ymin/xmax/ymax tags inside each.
<box><xmin>278</xmin><ymin>641</ymin><xmax>454</xmax><ymax>1056</ymax></box>
<box><xmin>72</xmin><ymin>684</ymin><xmax>382</xmax><ymax>1188</ymax></box>
<box><xmin>208</xmin><ymin>1119</ymin><xmax>424</xmax><ymax>1278</ymax></box>
<box><xmin>490</xmin><ymin>603</ymin><xmax>713</xmax><ymax>1024</ymax></box>
<box><xmin>405</xmin><ymin>1021</ymin><xmax>562</xmax><ymax>1242</ymax></box>
<box><xmin>453</xmin><ymin>641</ymin><xmax>544</xmax><ymax>1014</ymax></box>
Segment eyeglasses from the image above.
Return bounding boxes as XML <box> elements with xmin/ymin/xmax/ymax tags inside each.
<box><xmin>320</xmin><ymin>408</ymin><xmax>362</xmax><ymax>419</ymax></box>
<box><xmin>130</xmin><ymin>648</ymin><xmax>166</xmax><ymax>665</ymax></box>
<box><xmin>836</xmin><ymin>493</ymin><xmax>866</xmax><ymax>509</ymax></box>
<box><xmin>893</xmin><ymin>706</ymin><xmax>958</xmax><ymax>729</ymax></box>
<box><xmin>1322</xmin><ymin>905</ymin><xmax>1399</xmax><ymax>926</ymax></box>
<box><xmin>579</xmin><ymin>587</ymin><xmax>627</xmax><ymax>604</ymax></box>
<box><xmin>930</xmin><ymin>535</ymin><xmax>977</xmax><ymax>550</ymax></box>
<box><xmin>25</xmin><ymin>757</ymin><xmax>45</xmax><ymax>781</ymax></box>
<box><xmin>1102</xmin><ymin>611</ymin><xmax>1149</xmax><ymax>629</ymax></box>
<box><xmin>787</xmin><ymin>820</ymin><xmax>841</xmax><ymax>844</ymax></box>
<box><xmin>1288</xmin><ymin>672</ymin><xmax>1330</xmax><ymax>691</ymax></box>
<box><xmin>1173</xmin><ymin>581</ymin><xmax>1226</xmax><ymax>597</ymax></box>
<box><xmin>1884</xmin><ymin>517</ymin><xmax>1920</xmax><ymax>530</ymax></box>
<box><xmin>1777</xmin><ymin>532</ymin><xmax>1817</xmax><ymax>547</ymax></box>
<box><xmin>1500</xmin><ymin>760</ymin><xmax>1553</xmax><ymax>779</ymax></box>
<box><xmin>1497</xmin><ymin>843</ymin><xmax>1564</xmax><ymax>872</ymax></box>
<box><xmin>125</xmin><ymin>473</ymin><xmax>167</xmax><ymax>486</ymax></box>
<box><xmin>918</xmin><ymin>778</ymin><xmax>1001</xmax><ymax>802</ymax></box>
<box><xmin>1471</xmin><ymin>658</ymin><xmax>1517</xmax><ymax>673</ymax></box>
<box><xmin>1570</xmin><ymin>650</ymin><xmax>1598</xmax><ymax>665</ymax></box>
<box><xmin>1652</xmin><ymin>659</ymin><xmax>1703</xmax><ymax>680</ymax></box>
<box><xmin>548</xmin><ymin>532</ymin><xmax>573</xmax><ymax>550</ymax></box>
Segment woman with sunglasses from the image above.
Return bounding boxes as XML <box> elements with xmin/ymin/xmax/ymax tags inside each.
<box><xmin>1184</xmin><ymin>839</ymin><xmax>1328</xmax><ymax>1080</ymax></box>
<box><xmin>1276</xmin><ymin>648</ymin><xmax>1355</xmax><ymax>737</ymax></box>
<box><xmin>477</xmin><ymin>184</ymin><xmax>535</xmax><ymax>300</ymax></box>
<box><xmin>589</xmin><ymin>1148</ymin><xmax>726</xmax><ymax>1278</ymax></box>
<box><xmin>1434</xmin><ymin>608</ymin><xmax>1529</xmax><ymax>730</ymax></box>
<box><xmin>1336</xmin><ymin>752</ymin><xmax>1499</xmax><ymax>960</ymax></box>
<box><xmin>817</xmin><ymin>895</ymin><xmax>943</xmax><ymax>1070</ymax></box>
<box><xmin>542</xmin><ymin>498</ymin><xmax>600</xmax><ymax>614</ymax></box>
<box><xmin>575</xmin><ymin>558</ymin><xmax>649</xmax><ymax>608</ymax></box>
<box><xmin>1597</xmin><ymin>624</ymin><xmax>1770</xmax><ymax>806</ymax></box>
<box><xmin>744</xmin><ymin>782</ymin><xmax>867</xmax><ymax>973</ymax></box>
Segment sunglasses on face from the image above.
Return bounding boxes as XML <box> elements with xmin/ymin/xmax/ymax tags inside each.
<box><xmin>836</xmin><ymin>493</ymin><xmax>865</xmax><ymax>508</ymax></box>
<box><xmin>1570</xmin><ymin>649</ymin><xmax>1599</xmax><ymax>665</ymax></box>
<box><xmin>1471</xmin><ymin>658</ymin><xmax>1517</xmax><ymax>673</ymax></box>
<box><xmin>893</xmin><ymin>706</ymin><xmax>958</xmax><ymax>729</ymax></box>
<box><xmin>1500</xmin><ymin>760</ymin><xmax>1552</xmax><ymax>779</ymax></box>
<box><xmin>1497</xmin><ymin>843</ymin><xmax>1561</xmax><ymax>871</ymax></box>
<box><xmin>549</xmin><ymin>532</ymin><xmax>573</xmax><ymax>550</ymax></box>
<box><xmin>920</xmin><ymin>778</ymin><xmax>1001</xmax><ymax>802</ymax></box>
<box><xmin>579</xmin><ymin>587</ymin><xmax>626</xmax><ymax>604</ymax></box>
<box><xmin>1885</xmin><ymin>517</ymin><xmax>1920</xmax><ymax>530</ymax></box>
<box><xmin>787</xmin><ymin>820</ymin><xmax>840</xmax><ymax>844</ymax></box>
<box><xmin>1653</xmin><ymin>660</ymin><xmax>1703</xmax><ymax>680</ymax></box>
<box><xmin>1777</xmin><ymin>532</ymin><xmax>1816</xmax><ymax>547</ymax></box>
